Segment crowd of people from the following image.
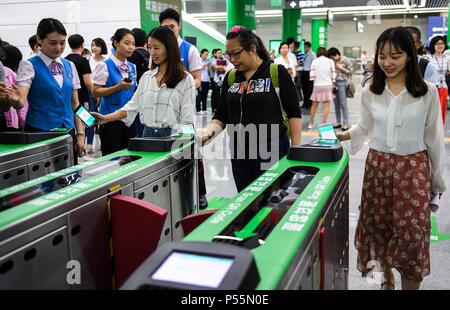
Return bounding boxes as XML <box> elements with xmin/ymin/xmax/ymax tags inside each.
<box><xmin>0</xmin><ymin>8</ymin><xmax>447</xmax><ymax>290</ymax></box>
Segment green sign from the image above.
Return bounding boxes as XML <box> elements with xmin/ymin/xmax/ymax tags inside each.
<box><xmin>431</xmin><ymin>215</ymin><xmax>450</xmax><ymax>243</ymax></box>
<box><xmin>140</xmin><ymin>0</ymin><xmax>182</xmax><ymax>33</ymax></box>
<box><xmin>269</xmin><ymin>40</ymin><xmax>282</xmax><ymax>58</ymax></box>
<box><xmin>311</xmin><ymin>19</ymin><xmax>328</xmax><ymax>52</ymax></box>
<box><xmin>270</xmin><ymin>0</ymin><xmax>282</xmax><ymax>8</ymax></box>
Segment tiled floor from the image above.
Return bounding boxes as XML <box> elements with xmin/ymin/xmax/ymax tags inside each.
<box><xmin>83</xmin><ymin>74</ymin><xmax>450</xmax><ymax>290</ymax></box>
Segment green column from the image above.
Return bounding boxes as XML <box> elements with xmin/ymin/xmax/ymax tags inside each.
<box><xmin>226</xmin><ymin>0</ymin><xmax>256</xmax><ymax>32</ymax></box>
<box><xmin>282</xmin><ymin>9</ymin><xmax>302</xmax><ymax>42</ymax></box>
<box><xmin>311</xmin><ymin>19</ymin><xmax>328</xmax><ymax>53</ymax></box>
<box><xmin>447</xmin><ymin>5</ymin><xmax>450</xmax><ymax>49</ymax></box>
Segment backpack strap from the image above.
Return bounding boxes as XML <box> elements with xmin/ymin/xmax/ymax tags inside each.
<box><xmin>227</xmin><ymin>69</ymin><xmax>236</xmax><ymax>87</ymax></box>
<box><xmin>270</xmin><ymin>63</ymin><xmax>279</xmax><ymax>88</ymax></box>
<box><xmin>270</xmin><ymin>63</ymin><xmax>291</xmax><ymax>136</ymax></box>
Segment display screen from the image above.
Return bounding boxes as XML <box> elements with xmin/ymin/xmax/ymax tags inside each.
<box><xmin>75</xmin><ymin>105</ymin><xmax>96</xmax><ymax>127</ymax></box>
<box><xmin>318</xmin><ymin>123</ymin><xmax>337</xmax><ymax>140</ymax></box>
<box><xmin>151</xmin><ymin>252</ymin><xmax>234</xmax><ymax>288</ymax></box>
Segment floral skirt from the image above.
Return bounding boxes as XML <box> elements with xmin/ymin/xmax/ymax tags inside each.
<box><xmin>355</xmin><ymin>149</ymin><xmax>432</xmax><ymax>282</ymax></box>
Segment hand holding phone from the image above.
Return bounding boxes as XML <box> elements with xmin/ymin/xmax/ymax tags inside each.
<box><xmin>74</xmin><ymin>104</ymin><xmax>96</xmax><ymax>127</ymax></box>
<box><xmin>318</xmin><ymin>123</ymin><xmax>338</xmax><ymax>140</ymax></box>
<box><xmin>119</xmin><ymin>78</ymin><xmax>133</xmax><ymax>91</ymax></box>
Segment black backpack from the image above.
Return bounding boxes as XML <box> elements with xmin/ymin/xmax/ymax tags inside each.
<box><xmin>419</xmin><ymin>57</ymin><xmax>429</xmax><ymax>78</ymax></box>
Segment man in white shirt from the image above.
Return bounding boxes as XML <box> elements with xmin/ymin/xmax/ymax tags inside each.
<box><xmin>286</xmin><ymin>37</ymin><xmax>298</xmax><ymax>74</ymax></box>
<box><xmin>158</xmin><ymin>8</ymin><xmax>202</xmax><ymax>88</ymax></box>
<box><xmin>158</xmin><ymin>8</ymin><xmax>206</xmax><ymax>208</ymax></box>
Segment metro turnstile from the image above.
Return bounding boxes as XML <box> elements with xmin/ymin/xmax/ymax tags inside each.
<box><xmin>0</xmin><ymin>131</ymin><xmax>74</xmax><ymax>189</ymax></box>
<box><xmin>0</xmin><ymin>137</ymin><xmax>196</xmax><ymax>289</ymax></box>
<box><xmin>122</xmin><ymin>141</ymin><xmax>349</xmax><ymax>290</ymax></box>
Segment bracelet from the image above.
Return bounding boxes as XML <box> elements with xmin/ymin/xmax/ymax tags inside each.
<box><xmin>76</xmin><ymin>133</ymin><xmax>85</xmax><ymax>136</ymax></box>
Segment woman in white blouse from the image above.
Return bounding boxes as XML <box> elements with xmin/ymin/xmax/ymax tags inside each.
<box><xmin>93</xmin><ymin>26</ymin><xmax>195</xmax><ymax>138</ymax></box>
<box><xmin>428</xmin><ymin>35</ymin><xmax>449</xmax><ymax>124</ymax></box>
<box><xmin>274</xmin><ymin>42</ymin><xmax>296</xmax><ymax>81</ymax></box>
<box><xmin>337</xmin><ymin>27</ymin><xmax>446</xmax><ymax>290</ymax></box>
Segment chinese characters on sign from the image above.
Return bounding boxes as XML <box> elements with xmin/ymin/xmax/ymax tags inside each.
<box><xmin>145</xmin><ymin>0</ymin><xmax>179</xmax><ymax>23</ymax></box>
<box><xmin>244</xmin><ymin>4</ymin><xmax>256</xmax><ymax>18</ymax></box>
<box><xmin>285</xmin><ymin>0</ymin><xmax>324</xmax><ymax>9</ymax></box>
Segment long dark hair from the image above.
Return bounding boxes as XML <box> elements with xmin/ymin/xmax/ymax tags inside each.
<box><xmin>226</xmin><ymin>26</ymin><xmax>270</xmax><ymax>61</ymax></box>
<box><xmin>36</xmin><ymin>18</ymin><xmax>67</xmax><ymax>40</ymax></box>
<box><xmin>368</xmin><ymin>26</ymin><xmax>427</xmax><ymax>98</ymax></box>
<box><xmin>148</xmin><ymin>26</ymin><xmax>187</xmax><ymax>88</ymax></box>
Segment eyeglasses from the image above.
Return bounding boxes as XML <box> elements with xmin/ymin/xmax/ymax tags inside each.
<box><xmin>436</xmin><ymin>42</ymin><xmax>446</xmax><ymax>46</ymax></box>
<box><xmin>224</xmin><ymin>48</ymin><xmax>245</xmax><ymax>60</ymax></box>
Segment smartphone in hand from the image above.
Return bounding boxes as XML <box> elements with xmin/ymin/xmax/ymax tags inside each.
<box><xmin>318</xmin><ymin>123</ymin><xmax>338</xmax><ymax>140</ymax></box>
<box><xmin>123</xmin><ymin>77</ymin><xmax>132</xmax><ymax>83</ymax></box>
<box><xmin>74</xmin><ymin>104</ymin><xmax>96</xmax><ymax>127</ymax></box>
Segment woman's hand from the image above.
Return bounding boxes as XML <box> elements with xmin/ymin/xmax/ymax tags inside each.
<box><xmin>5</xmin><ymin>84</ymin><xmax>20</xmax><ymax>103</ymax></box>
<box><xmin>117</xmin><ymin>79</ymin><xmax>134</xmax><ymax>91</ymax></box>
<box><xmin>336</xmin><ymin>130</ymin><xmax>350</xmax><ymax>141</ymax></box>
<box><xmin>91</xmin><ymin>112</ymin><xmax>108</xmax><ymax>125</ymax></box>
<box><xmin>75</xmin><ymin>134</ymin><xmax>85</xmax><ymax>156</ymax></box>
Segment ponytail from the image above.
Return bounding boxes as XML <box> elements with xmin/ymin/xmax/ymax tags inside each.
<box><xmin>255</xmin><ymin>35</ymin><xmax>269</xmax><ymax>61</ymax></box>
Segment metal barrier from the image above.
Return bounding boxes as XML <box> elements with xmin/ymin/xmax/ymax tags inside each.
<box><xmin>0</xmin><ymin>130</ymin><xmax>74</xmax><ymax>189</ymax></box>
<box><xmin>0</xmin><ymin>136</ymin><xmax>196</xmax><ymax>289</ymax></box>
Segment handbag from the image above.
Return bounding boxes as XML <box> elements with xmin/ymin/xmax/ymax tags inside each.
<box><xmin>346</xmin><ymin>80</ymin><xmax>355</xmax><ymax>98</ymax></box>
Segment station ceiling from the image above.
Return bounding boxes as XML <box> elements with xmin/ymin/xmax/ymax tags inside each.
<box><xmin>185</xmin><ymin>0</ymin><xmax>449</xmax><ymax>14</ymax></box>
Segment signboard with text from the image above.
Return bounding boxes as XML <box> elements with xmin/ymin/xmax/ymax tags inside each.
<box><xmin>140</xmin><ymin>0</ymin><xmax>182</xmax><ymax>33</ymax></box>
<box><xmin>284</xmin><ymin>0</ymin><xmax>371</xmax><ymax>9</ymax></box>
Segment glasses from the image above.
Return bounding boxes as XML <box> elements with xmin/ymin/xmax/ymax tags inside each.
<box><xmin>224</xmin><ymin>48</ymin><xmax>245</xmax><ymax>60</ymax></box>
<box><xmin>436</xmin><ymin>42</ymin><xmax>446</xmax><ymax>46</ymax></box>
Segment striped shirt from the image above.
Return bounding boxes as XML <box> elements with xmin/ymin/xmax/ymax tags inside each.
<box><xmin>120</xmin><ymin>68</ymin><xmax>196</xmax><ymax>128</ymax></box>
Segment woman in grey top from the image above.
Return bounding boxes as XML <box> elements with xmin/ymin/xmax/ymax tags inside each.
<box><xmin>328</xmin><ymin>47</ymin><xmax>353</xmax><ymax>131</ymax></box>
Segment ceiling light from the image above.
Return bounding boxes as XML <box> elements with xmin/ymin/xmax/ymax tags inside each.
<box><xmin>353</xmin><ymin>17</ymin><xmax>358</xmax><ymax>21</ymax></box>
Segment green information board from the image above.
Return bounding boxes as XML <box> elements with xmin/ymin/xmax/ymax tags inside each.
<box><xmin>140</xmin><ymin>0</ymin><xmax>182</xmax><ymax>33</ymax></box>
<box><xmin>270</xmin><ymin>0</ymin><xmax>282</xmax><ymax>8</ymax></box>
<box><xmin>269</xmin><ymin>40</ymin><xmax>282</xmax><ymax>58</ymax></box>
<box><xmin>311</xmin><ymin>19</ymin><xmax>328</xmax><ymax>52</ymax></box>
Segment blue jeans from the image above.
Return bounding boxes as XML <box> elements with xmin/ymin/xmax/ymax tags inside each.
<box><xmin>142</xmin><ymin>126</ymin><xmax>172</xmax><ymax>138</ymax></box>
<box><xmin>85</xmin><ymin>96</ymin><xmax>97</xmax><ymax>145</ymax></box>
<box><xmin>333</xmin><ymin>80</ymin><xmax>349</xmax><ymax>126</ymax></box>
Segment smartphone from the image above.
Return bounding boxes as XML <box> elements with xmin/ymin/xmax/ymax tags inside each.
<box><xmin>318</xmin><ymin>123</ymin><xmax>337</xmax><ymax>140</ymax></box>
<box><xmin>123</xmin><ymin>77</ymin><xmax>132</xmax><ymax>83</ymax></box>
<box><xmin>74</xmin><ymin>104</ymin><xmax>96</xmax><ymax>127</ymax></box>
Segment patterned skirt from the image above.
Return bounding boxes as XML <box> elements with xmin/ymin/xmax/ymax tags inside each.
<box><xmin>355</xmin><ymin>149</ymin><xmax>432</xmax><ymax>282</ymax></box>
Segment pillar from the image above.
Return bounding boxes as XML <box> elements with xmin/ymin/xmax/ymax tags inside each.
<box><xmin>282</xmin><ymin>8</ymin><xmax>302</xmax><ymax>42</ymax></box>
<box><xmin>226</xmin><ymin>0</ymin><xmax>256</xmax><ymax>32</ymax></box>
<box><xmin>311</xmin><ymin>19</ymin><xmax>328</xmax><ymax>53</ymax></box>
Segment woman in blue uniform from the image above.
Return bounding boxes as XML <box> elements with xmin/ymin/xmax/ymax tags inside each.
<box><xmin>0</xmin><ymin>18</ymin><xmax>85</xmax><ymax>154</ymax></box>
<box><xmin>92</xmin><ymin>28</ymin><xmax>137</xmax><ymax>155</ymax></box>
